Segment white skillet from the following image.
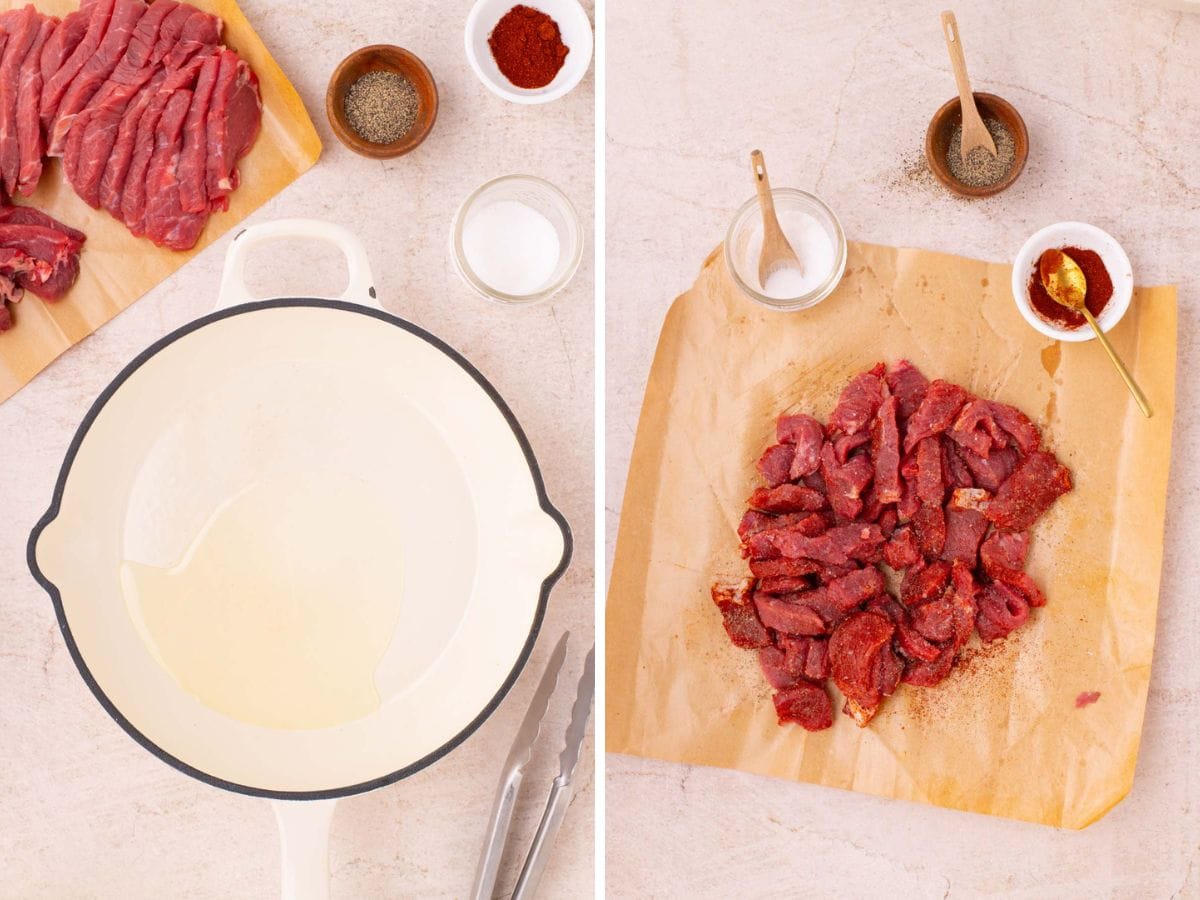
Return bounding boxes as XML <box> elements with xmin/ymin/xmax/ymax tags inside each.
<box><xmin>28</xmin><ymin>220</ymin><xmax>571</xmax><ymax>898</ymax></box>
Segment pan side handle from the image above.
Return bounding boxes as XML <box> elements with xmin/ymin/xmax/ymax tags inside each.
<box><xmin>272</xmin><ymin>798</ymin><xmax>337</xmax><ymax>900</ymax></box>
<box><xmin>217</xmin><ymin>219</ymin><xmax>379</xmax><ymax>311</ymax></box>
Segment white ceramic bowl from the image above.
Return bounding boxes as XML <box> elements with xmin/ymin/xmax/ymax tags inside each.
<box><xmin>1011</xmin><ymin>221</ymin><xmax>1133</xmax><ymax>343</ymax></box>
<box><xmin>465</xmin><ymin>0</ymin><xmax>593</xmax><ymax>104</ymax></box>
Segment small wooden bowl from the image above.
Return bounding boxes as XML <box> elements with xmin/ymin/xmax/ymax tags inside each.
<box><xmin>925</xmin><ymin>92</ymin><xmax>1028</xmax><ymax>198</ymax></box>
<box><xmin>326</xmin><ymin>45</ymin><xmax>438</xmax><ymax>158</ymax></box>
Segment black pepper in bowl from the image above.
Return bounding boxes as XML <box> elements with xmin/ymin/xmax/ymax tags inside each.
<box><xmin>343</xmin><ymin>70</ymin><xmax>419</xmax><ymax>144</ymax></box>
<box><xmin>946</xmin><ymin>117</ymin><xmax>1016</xmax><ymax>188</ymax></box>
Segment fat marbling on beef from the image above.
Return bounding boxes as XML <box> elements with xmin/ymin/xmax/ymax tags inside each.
<box><xmin>711</xmin><ymin>361</ymin><xmax>1073</xmax><ymax>732</ymax></box>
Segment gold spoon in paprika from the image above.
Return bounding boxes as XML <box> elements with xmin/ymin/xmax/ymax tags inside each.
<box><xmin>1038</xmin><ymin>249</ymin><xmax>1152</xmax><ymax>418</ymax></box>
<box><xmin>750</xmin><ymin>149</ymin><xmax>804</xmax><ymax>286</ymax></box>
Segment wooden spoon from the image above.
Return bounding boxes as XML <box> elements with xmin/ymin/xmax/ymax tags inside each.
<box><xmin>750</xmin><ymin>149</ymin><xmax>803</xmax><ymax>287</ymax></box>
<box><xmin>940</xmin><ymin>11</ymin><xmax>997</xmax><ymax>161</ymax></box>
<box><xmin>1038</xmin><ymin>249</ymin><xmax>1152</xmax><ymax>418</ymax></box>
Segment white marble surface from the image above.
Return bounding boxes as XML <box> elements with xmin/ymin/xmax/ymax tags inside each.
<box><xmin>0</xmin><ymin>1</ymin><xmax>594</xmax><ymax>896</ymax></box>
<box><xmin>606</xmin><ymin>2</ymin><xmax>1199</xmax><ymax>897</ymax></box>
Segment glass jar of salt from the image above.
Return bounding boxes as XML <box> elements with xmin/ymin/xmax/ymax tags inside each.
<box><xmin>725</xmin><ymin>189</ymin><xmax>848</xmax><ymax>311</ymax></box>
<box><xmin>451</xmin><ymin>175</ymin><xmax>582</xmax><ymax>304</ymax></box>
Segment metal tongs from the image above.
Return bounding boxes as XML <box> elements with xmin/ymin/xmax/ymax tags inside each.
<box><xmin>470</xmin><ymin>633</ymin><xmax>595</xmax><ymax>900</ymax></box>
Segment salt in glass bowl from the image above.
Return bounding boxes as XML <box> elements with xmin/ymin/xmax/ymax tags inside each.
<box><xmin>450</xmin><ymin>175</ymin><xmax>583</xmax><ymax>305</ymax></box>
<box><xmin>1011</xmin><ymin>221</ymin><xmax>1133</xmax><ymax>343</ymax></box>
<box><xmin>725</xmin><ymin>189</ymin><xmax>847</xmax><ymax>312</ymax></box>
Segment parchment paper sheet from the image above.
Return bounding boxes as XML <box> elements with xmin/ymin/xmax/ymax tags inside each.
<box><xmin>0</xmin><ymin>0</ymin><xmax>321</xmax><ymax>403</ymax></box>
<box><xmin>606</xmin><ymin>241</ymin><xmax>1176</xmax><ymax>829</ymax></box>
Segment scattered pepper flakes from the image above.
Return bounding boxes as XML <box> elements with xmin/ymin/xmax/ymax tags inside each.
<box><xmin>1075</xmin><ymin>690</ymin><xmax>1101</xmax><ymax>708</ymax></box>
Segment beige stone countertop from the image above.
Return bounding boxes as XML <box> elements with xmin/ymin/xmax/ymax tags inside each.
<box><xmin>606</xmin><ymin>1</ymin><xmax>1198</xmax><ymax>897</ymax></box>
<box><xmin>0</xmin><ymin>1</ymin><xmax>594</xmax><ymax>897</ymax></box>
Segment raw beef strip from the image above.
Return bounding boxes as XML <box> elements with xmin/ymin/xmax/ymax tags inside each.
<box><xmin>831</xmin><ymin>431</ymin><xmax>870</xmax><ymax>463</ymax></box>
<box><xmin>989</xmin><ymin>566</ymin><xmax>1047</xmax><ymax>609</ymax></box>
<box><xmin>946</xmin><ymin>562</ymin><xmax>978</xmax><ymax>650</ymax></box>
<box><xmin>41</xmin><ymin>0</ymin><xmax>116</xmax><ymax>130</ymax></box>
<box><xmin>904</xmin><ymin>380</ymin><xmax>970</xmax><ymax>451</ymax></box>
<box><xmin>820</xmin><ymin>440</ymin><xmax>873</xmax><ymax>520</ymax></box>
<box><xmin>829</xmin><ymin>611</ymin><xmax>895</xmax><ymax>725</ymax></box>
<box><xmin>137</xmin><ymin>86</ymin><xmax>194</xmax><ymax>240</ymax></box>
<box><xmin>0</xmin><ymin>5</ymin><xmax>40</xmax><ymax>195</ymax></box>
<box><xmin>988</xmin><ymin>401</ymin><xmax>1040</xmax><ymax>454</ymax></box>
<box><xmin>872</xmin><ymin>395</ymin><xmax>902</xmax><ymax>503</ymax></box>
<box><xmin>174</xmin><ymin>6</ymin><xmax>220</xmax><ymax>49</ymax></box>
<box><xmin>779</xmin><ymin>635</ymin><xmax>830</xmax><ymax>681</ymax></box>
<box><xmin>0</xmin><ymin>213</ymin><xmax>84</xmax><ymax>300</ymax></box>
<box><xmin>48</xmin><ymin>0</ymin><xmax>147</xmax><ymax>156</ymax></box>
<box><xmin>176</xmin><ymin>48</ymin><xmax>220</xmax><ymax>213</ymax></box>
<box><xmin>886</xmin><ymin>359</ymin><xmax>929</xmax><ymax>420</ymax></box>
<box><xmin>975</xmin><ymin>582</ymin><xmax>1030</xmax><ymax>642</ymax></box>
<box><xmin>912</xmin><ymin>503</ymin><xmax>946</xmax><ymax>556</ymax></box>
<box><xmin>915</xmin><ymin>436</ymin><xmax>943</xmax><ymax>505</ymax></box>
<box><xmin>899</xmin><ymin>559</ymin><xmax>951</xmax><ymax>606</ymax></box>
<box><xmin>961</xmin><ymin>445</ymin><xmax>1018</xmax><ymax>492</ymax></box>
<box><xmin>758</xmin><ymin>645</ymin><xmax>803</xmax><ymax>690</ymax></box>
<box><xmin>711</xmin><ymin>583</ymin><xmax>770</xmax><ymax>649</ymax></box>
<box><xmin>896</xmin><ymin>620</ymin><xmax>940</xmax><ymax>662</ymax></box>
<box><xmin>748</xmin><ymin>523</ymin><xmax>884</xmax><ymax>566</ymax></box>
<box><xmin>777</xmin><ymin>413</ymin><xmax>824</xmax><ymax>478</ymax></box>
<box><xmin>911</xmin><ymin>599</ymin><xmax>954</xmax><ymax>642</ymax></box>
<box><xmin>756</xmin><ymin>442</ymin><xmax>795</xmax><ymax>487</ymax></box>
<box><xmin>753</xmin><ymin>593</ymin><xmax>827</xmax><ymax>636</ymax></box>
<box><xmin>901</xmin><ymin>645</ymin><xmax>955</xmax><ymax>687</ymax></box>
<box><xmin>772</xmin><ymin>681</ymin><xmax>833</xmax><ymax>731</ymax></box>
<box><xmin>942</xmin><ymin>441</ymin><xmax>975</xmax><ymax>489</ymax></box>
<box><xmin>980</xmin><ymin>530</ymin><xmax>1029</xmax><ymax>575</ymax></box>
<box><xmin>748</xmin><ymin>557</ymin><xmax>821</xmax><ymax>579</ymax></box>
<box><xmin>119</xmin><ymin>53</ymin><xmax>206</xmax><ymax>230</ymax></box>
<box><xmin>949</xmin><ymin>399</ymin><xmax>1007</xmax><ymax>458</ymax></box>
<box><xmin>883</xmin><ymin>526</ymin><xmax>920</xmax><ymax>570</ymax></box>
<box><xmin>15</xmin><ymin>15</ymin><xmax>55</xmax><ymax>196</ymax></box>
<box><xmin>204</xmin><ymin>49</ymin><xmax>261</xmax><ymax>210</ymax></box>
<box><xmin>748</xmin><ymin>483</ymin><xmax>826</xmax><ymax>514</ymax></box>
<box><xmin>940</xmin><ymin>508</ymin><xmax>988</xmax><ymax>567</ymax></box>
<box><xmin>986</xmin><ymin>451</ymin><xmax>1073</xmax><ymax>532</ymax></box>
<box><xmin>829</xmin><ymin>364</ymin><xmax>884</xmax><ymax>436</ymax></box>
<box><xmin>0</xmin><ymin>204</ymin><xmax>87</xmax><ymax>242</ymax></box>
<box><xmin>38</xmin><ymin>5</ymin><xmax>86</xmax><ymax>86</ymax></box>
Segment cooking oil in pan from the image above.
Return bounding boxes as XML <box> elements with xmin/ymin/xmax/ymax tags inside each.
<box><xmin>120</xmin><ymin>474</ymin><xmax>405</xmax><ymax>730</ymax></box>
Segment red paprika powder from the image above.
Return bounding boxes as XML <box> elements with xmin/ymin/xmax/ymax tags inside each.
<box><xmin>1027</xmin><ymin>246</ymin><xmax>1113</xmax><ymax>330</ymax></box>
<box><xmin>488</xmin><ymin>5</ymin><xmax>569</xmax><ymax>89</ymax></box>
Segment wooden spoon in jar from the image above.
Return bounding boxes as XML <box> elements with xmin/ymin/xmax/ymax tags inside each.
<box><xmin>750</xmin><ymin>149</ymin><xmax>804</xmax><ymax>287</ymax></box>
<box><xmin>940</xmin><ymin>11</ymin><xmax>997</xmax><ymax>161</ymax></box>
<box><xmin>1038</xmin><ymin>249</ymin><xmax>1152</xmax><ymax>418</ymax></box>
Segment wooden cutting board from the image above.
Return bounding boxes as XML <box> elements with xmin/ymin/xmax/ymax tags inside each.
<box><xmin>0</xmin><ymin>0</ymin><xmax>322</xmax><ymax>403</ymax></box>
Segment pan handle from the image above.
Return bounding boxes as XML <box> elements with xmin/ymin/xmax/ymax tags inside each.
<box><xmin>216</xmin><ymin>219</ymin><xmax>379</xmax><ymax>310</ymax></box>
<box><xmin>272</xmin><ymin>798</ymin><xmax>337</xmax><ymax>900</ymax></box>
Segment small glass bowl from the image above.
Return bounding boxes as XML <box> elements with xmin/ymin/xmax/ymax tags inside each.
<box><xmin>450</xmin><ymin>175</ymin><xmax>583</xmax><ymax>305</ymax></box>
<box><xmin>724</xmin><ymin>188</ymin><xmax>847</xmax><ymax>311</ymax></box>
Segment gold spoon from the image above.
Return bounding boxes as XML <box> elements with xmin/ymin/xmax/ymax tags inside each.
<box><xmin>750</xmin><ymin>149</ymin><xmax>804</xmax><ymax>288</ymax></box>
<box><xmin>1038</xmin><ymin>249</ymin><xmax>1152</xmax><ymax>418</ymax></box>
